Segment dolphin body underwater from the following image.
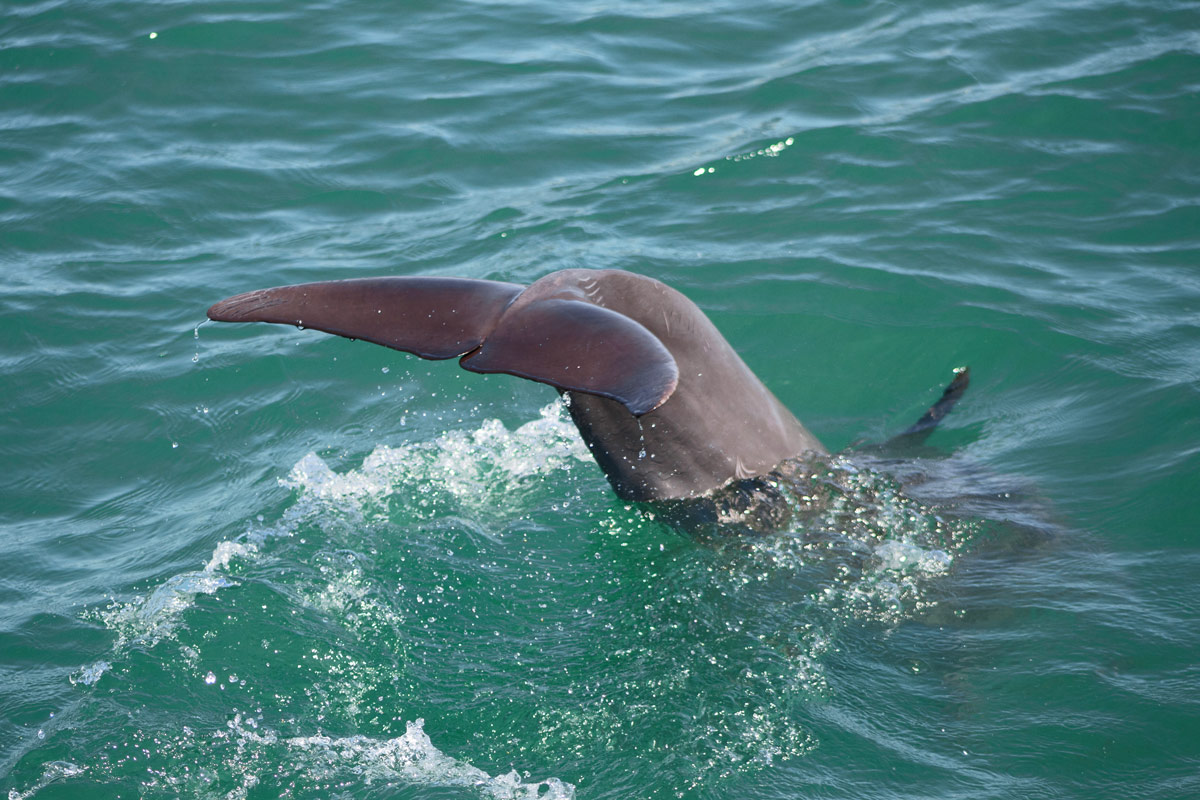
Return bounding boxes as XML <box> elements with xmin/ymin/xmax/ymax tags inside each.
<box><xmin>208</xmin><ymin>269</ymin><xmax>968</xmax><ymax>534</ymax></box>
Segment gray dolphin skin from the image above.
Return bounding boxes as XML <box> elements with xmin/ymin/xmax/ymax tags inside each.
<box><xmin>209</xmin><ymin>269</ymin><xmax>964</xmax><ymax>523</ymax></box>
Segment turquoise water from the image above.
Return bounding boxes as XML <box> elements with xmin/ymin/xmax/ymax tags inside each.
<box><xmin>3</xmin><ymin>0</ymin><xmax>1199</xmax><ymax>797</ymax></box>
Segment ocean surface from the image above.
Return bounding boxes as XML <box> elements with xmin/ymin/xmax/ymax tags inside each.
<box><xmin>3</xmin><ymin>0</ymin><xmax>1198</xmax><ymax>797</ymax></box>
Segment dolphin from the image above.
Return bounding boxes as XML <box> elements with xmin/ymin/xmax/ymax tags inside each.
<box><xmin>207</xmin><ymin>269</ymin><xmax>966</xmax><ymax>522</ymax></box>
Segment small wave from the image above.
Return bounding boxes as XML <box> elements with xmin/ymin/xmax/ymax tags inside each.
<box><xmin>76</xmin><ymin>539</ymin><xmax>258</xmax><ymax>686</ymax></box>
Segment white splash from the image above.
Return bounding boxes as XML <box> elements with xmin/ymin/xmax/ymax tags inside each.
<box><xmin>68</xmin><ymin>660</ymin><xmax>110</xmax><ymax>687</ymax></box>
<box><xmin>874</xmin><ymin>539</ymin><xmax>952</xmax><ymax>575</ymax></box>
<box><xmin>281</xmin><ymin>400</ymin><xmax>590</xmax><ymax>507</ymax></box>
<box><xmin>5</xmin><ymin>761</ymin><xmax>86</xmax><ymax>800</ymax></box>
<box><xmin>84</xmin><ymin>539</ymin><xmax>257</xmax><ymax>669</ymax></box>
<box><xmin>285</xmin><ymin>719</ymin><xmax>574</xmax><ymax>799</ymax></box>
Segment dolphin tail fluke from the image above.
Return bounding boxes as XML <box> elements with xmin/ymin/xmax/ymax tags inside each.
<box><xmin>207</xmin><ymin>277</ymin><xmax>526</xmax><ymax>359</ymax></box>
<box><xmin>207</xmin><ymin>276</ymin><xmax>679</xmax><ymax>416</ymax></box>
<box><xmin>460</xmin><ymin>298</ymin><xmax>678</xmax><ymax>416</ymax></box>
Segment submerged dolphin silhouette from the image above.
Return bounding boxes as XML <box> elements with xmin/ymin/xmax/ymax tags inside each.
<box><xmin>208</xmin><ymin>269</ymin><xmax>965</xmax><ymax>511</ymax></box>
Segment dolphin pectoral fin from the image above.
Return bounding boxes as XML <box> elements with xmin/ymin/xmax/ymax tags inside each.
<box><xmin>206</xmin><ymin>277</ymin><xmax>524</xmax><ymax>359</ymax></box>
<box><xmin>460</xmin><ymin>298</ymin><xmax>679</xmax><ymax>416</ymax></box>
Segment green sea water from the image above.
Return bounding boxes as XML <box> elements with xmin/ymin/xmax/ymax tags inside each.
<box><xmin>3</xmin><ymin>0</ymin><xmax>1199</xmax><ymax>797</ymax></box>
